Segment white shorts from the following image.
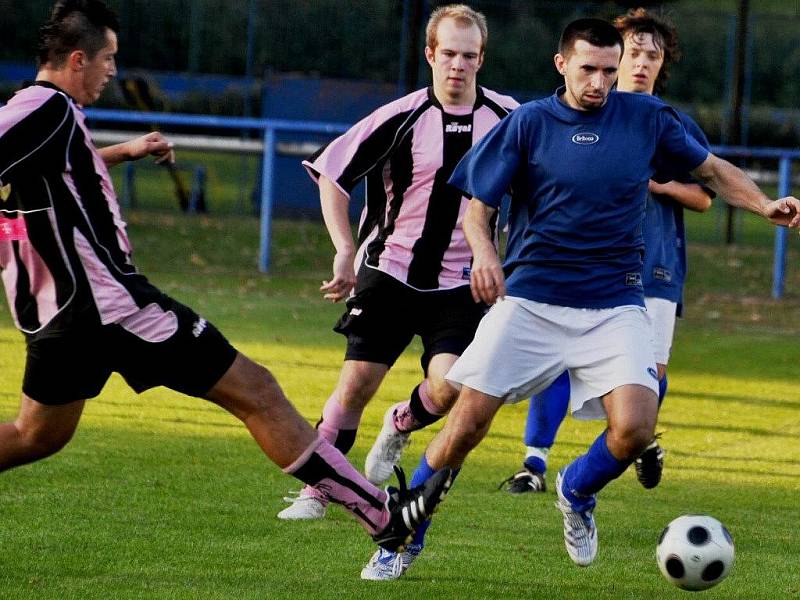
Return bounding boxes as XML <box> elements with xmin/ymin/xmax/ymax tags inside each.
<box><xmin>644</xmin><ymin>296</ymin><xmax>677</xmax><ymax>365</ymax></box>
<box><xmin>446</xmin><ymin>297</ymin><xmax>659</xmax><ymax>420</ymax></box>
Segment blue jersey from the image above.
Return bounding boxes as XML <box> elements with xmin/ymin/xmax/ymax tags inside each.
<box><xmin>448</xmin><ymin>88</ymin><xmax>709</xmax><ymax>309</ymax></box>
<box><xmin>643</xmin><ymin>110</ymin><xmax>713</xmax><ymax>314</ymax></box>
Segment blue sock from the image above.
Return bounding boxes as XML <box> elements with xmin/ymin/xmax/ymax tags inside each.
<box><xmin>658</xmin><ymin>374</ymin><xmax>668</xmax><ymax>408</ymax></box>
<box><xmin>409</xmin><ymin>453</ymin><xmax>459</xmax><ymax>547</ymax></box>
<box><xmin>561</xmin><ymin>430</ymin><xmax>629</xmax><ymax>513</ymax></box>
<box><xmin>522</xmin><ymin>371</ymin><xmax>570</xmax><ymax>474</ymax></box>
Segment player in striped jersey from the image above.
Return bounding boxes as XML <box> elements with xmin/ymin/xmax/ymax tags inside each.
<box><xmin>277</xmin><ymin>5</ymin><xmax>517</xmax><ymax>534</ymax></box>
<box><xmin>0</xmin><ymin>0</ymin><xmax>452</xmax><ymax>554</ymax></box>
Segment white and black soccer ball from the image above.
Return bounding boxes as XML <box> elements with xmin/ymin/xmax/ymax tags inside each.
<box><xmin>656</xmin><ymin>514</ymin><xmax>735</xmax><ymax>591</ymax></box>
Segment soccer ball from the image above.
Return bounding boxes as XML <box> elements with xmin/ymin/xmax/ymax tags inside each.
<box><xmin>656</xmin><ymin>515</ymin><xmax>735</xmax><ymax>591</ymax></box>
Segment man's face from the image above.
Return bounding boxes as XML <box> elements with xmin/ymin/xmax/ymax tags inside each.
<box><xmin>77</xmin><ymin>29</ymin><xmax>117</xmax><ymax>106</ymax></box>
<box><xmin>425</xmin><ymin>17</ymin><xmax>483</xmax><ymax>105</ymax></box>
<box><xmin>554</xmin><ymin>39</ymin><xmax>621</xmax><ymax>111</ymax></box>
<box><xmin>617</xmin><ymin>31</ymin><xmax>664</xmax><ymax>95</ymax></box>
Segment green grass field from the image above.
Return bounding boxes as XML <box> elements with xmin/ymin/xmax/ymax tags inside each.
<box><xmin>0</xmin><ymin>210</ymin><xmax>798</xmax><ymax>599</ymax></box>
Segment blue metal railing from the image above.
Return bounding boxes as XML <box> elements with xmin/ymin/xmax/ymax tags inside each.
<box><xmin>85</xmin><ymin>107</ymin><xmax>348</xmax><ymax>274</ymax></box>
<box><xmin>709</xmin><ymin>145</ymin><xmax>799</xmax><ymax>298</ymax></box>
<box><xmin>82</xmin><ymin>109</ymin><xmax>795</xmax><ymax>297</ymax></box>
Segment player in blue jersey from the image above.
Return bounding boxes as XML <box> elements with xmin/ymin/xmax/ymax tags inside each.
<box><xmin>500</xmin><ymin>8</ymin><xmax>714</xmax><ymax>496</ymax></box>
<box><xmin>366</xmin><ymin>17</ymin><xmax>799</xmax><ymax>573</ymax></box>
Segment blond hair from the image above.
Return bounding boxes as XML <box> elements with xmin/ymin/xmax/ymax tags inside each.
<box><xmin>425</xmin><ymin>4</ymin><xmax>488</xmax><ymax>53</ymax></box>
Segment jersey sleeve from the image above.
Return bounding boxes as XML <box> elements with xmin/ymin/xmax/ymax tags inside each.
<box><xmin>0</xmin><ymin>92</ymin><xmax>74</xmax><ymax>186</ymax></box>
<box><xmin>301</xmin><ymin>102</ymin><xmax>413</xmax><ymax>198</ymax></box>
<box><xmin>448</xmin><ymin>109</ymin><xmax>525</xmax><ymax>209</ymax></box>
<box><xmin>651</xmin><ymin>106</ymin><xmax>709</xmax><ymax>185</ymax></box>
<box><xmin>677</xmin><ymin>114</ymin><xmax>716</xmax><ymax>198</ymax></box>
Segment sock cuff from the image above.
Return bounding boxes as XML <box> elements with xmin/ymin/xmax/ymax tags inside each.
<box><xmin>282</xmin><ymin>435</ymin><xmax>324</xmax><ymax>475</ymax></box>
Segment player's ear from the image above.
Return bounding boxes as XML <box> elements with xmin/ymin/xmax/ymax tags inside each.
<box><xmin>67</xmin><ymin>50</ymin><xmax>87</xmax><ymax>72</ymax></box>
<box><xmin>476</xmin><ymin>51</ymin><xmax>484</xmax><ymax>70</ymax></box>
<box><xmin>424</xmin><ymin>46</ymin><xmax>435</xmax><ymax>67</ymax></box>
<box><xmin>554</xmin><ymin>53</ymin><xmax>566</xmax><ymax>76</ymax></box>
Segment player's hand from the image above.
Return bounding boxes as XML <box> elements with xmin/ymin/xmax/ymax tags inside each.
<box><xmin>470</xmin><ymin>248</ymin><xmax>505</xmax><ymax>305</ymax></box>
<box><xmin>762</xmin><ymin>196</ymin><xmax>800</xmax><ymax>229</ymax></box>
<box><xmin>320</xmin><ymin>250</ymin><xmax>356</xmax><ymax>302</ymax></box>
<box><xmin>126</xmin><ymin>132</ymin><xmax>175</xmax><ymax>164</ymax></box>
<box><xmin>648</xmin><ymin>179</ymin><xmax>669</xmax><ymax>195</ymax></box>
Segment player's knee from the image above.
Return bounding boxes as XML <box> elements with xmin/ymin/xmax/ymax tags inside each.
<box><xmin>608</xmin><ymin>422</ymin><xmax>653</xmax><ymax>459</ymax></box>
<box><xmin>446</xmin><ymin>417</ymin><xmax>489</xmax><ymax>456</ymax></box>
<box><xmin>426</xmin><ymin>378</ymin><xmax>458</xmax><ymax>412</ymax></box>
<box><xmin>20</xmin><ymin>425</ymin><xmax>74</xmax><ymax>460</ymax></box>
<box><xmin>215</xmin><ymin>358</ymin><xmax>286</xmax><ymax>417</ymax></box>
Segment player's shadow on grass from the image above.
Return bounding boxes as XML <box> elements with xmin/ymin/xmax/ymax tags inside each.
<box><xmin>658</xmin><ymin>419</ymin><xmax>798</xmax><ymax>439</ymax></box>
<box><xmin>671</xmin><ymin>389</ymin><xmax>798</xmax><ymax>409</ymax></box>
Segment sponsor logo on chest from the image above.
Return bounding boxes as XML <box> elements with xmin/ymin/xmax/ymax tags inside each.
<box><xmin>446</xmin><ymin>122</ymin><xmax>472</xmax><ymax>134</ymax></box>
<box><xmin>571</xmin><ymin>132</ymin><xmax>600</xmax><ymax>145</ymax></box>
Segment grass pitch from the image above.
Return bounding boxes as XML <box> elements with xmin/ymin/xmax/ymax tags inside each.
<box><xmin>0</xmin><ymin>211</ymin><xmax>798</xmax><ymax>599</ymax></box>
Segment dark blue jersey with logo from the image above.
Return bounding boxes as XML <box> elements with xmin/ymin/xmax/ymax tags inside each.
<box><xmin>448</xmin><ymin>88</ymin><xmax>709</xmax><ymax>309</ymax></box>
<box><xmin>643</xmin><ymin>110</ymin><xmax>713</xmax><ymax>313</ymax></box>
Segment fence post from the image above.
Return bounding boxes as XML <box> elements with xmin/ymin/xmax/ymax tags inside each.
<box><xmin>771</xmin><ymin>156</ymin><xmax>791</xmax><ymax>299</ymax></box>
<box><xmin>121</xmin><ymin>161</ymin><xmax>136</xmax><ymax>208</ymax></box>
<box><xmin>190</xmin><ymin>165</ymin><xmax>207</xmax><ymax>213</ymax></box>
<box><xmin>258</xmin><ymin>125</ymin><xmax>276</xmax><ymax>273</ymax></box>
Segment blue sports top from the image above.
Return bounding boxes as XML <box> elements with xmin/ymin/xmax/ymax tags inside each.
<box><xmin>448</xmin><ymin>88</ymin><xmax>709</xmax><ymax>309</ymax></box>
<box><xmin>643</xmin><ymin>110</ymin><xmax>713</xmax><ymax>314</ymax></box>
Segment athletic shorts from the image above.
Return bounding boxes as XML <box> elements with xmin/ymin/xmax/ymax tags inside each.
<box><xmin>333</xmin><ymin>266</ymin><xmax>486</xmax><ymax>372</ymax></box>
<box><xmin>446</xmin><ymin>297</ymin><xmax>659</xmax><ymax>420</ymax></box>
<box><xmin>644</xmin><ymin>296</ymin><xmax>677</xmax><ymax>365</ymax></box>
<box><xmin>23</xmin><ymin>296</ymin><xmax>237</xmax><ymax>406</ymax></box>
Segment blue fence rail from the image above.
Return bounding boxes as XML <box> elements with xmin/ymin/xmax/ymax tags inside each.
<box><xmin>83</xmin><ymin>108</ymin><xmax>795</xmax><ymax>298</ymax></box>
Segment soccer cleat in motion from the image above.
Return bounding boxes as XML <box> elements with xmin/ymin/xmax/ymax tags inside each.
<box><xmin>364</xmin><ymin>404</ymin><xmax>412</xmax><ymax>485</ymax></box>
<box><xmin>372</xmin><ymin>466</ymin><xmax>452</xmax><ymax>552</ymax></box>
<box><xmin>360</xmin><ymin>543</ymin><xmax>423</xmax><ymax>581</ymax></box>
<box><xmin>276</xmin><ymin>488</ymin><xmax>327</xmax><ymax>520</ymax></box>
<box><xmin>634</xmin><ymin>435</ymin><xmax>665</xmax><ymax>489</ymax></box>
<box><xmin>555</xmin><ymin>471</ymin><xmax>598</xmax><ymax>567</ymax></box>
<box><xmin>498</xmin><ymin>467</ymin><xmax>546</xmax><ymax>494</ymax></box>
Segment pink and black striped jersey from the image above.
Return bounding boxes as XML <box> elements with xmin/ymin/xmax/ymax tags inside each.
<box><xmin>0</xmin><ymin>82</ymin><xmax>164</xmax><ymax>338</ymax></box>
<box><xmin>303</xmin><ymin>86</ymin><xmax>518</xmax><ymax>291</ymax></box>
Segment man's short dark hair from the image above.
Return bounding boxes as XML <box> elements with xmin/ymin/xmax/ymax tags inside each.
<box><xmin>614</xmin><ymin>8</ymin><xmax>680</xmax><ymax>95</ymax></box>
<box><xmin>559</xmin><ymin>18</ymin><xmax>623</xmax><ymax>58</ymax></box>
<box><xmin>37</xmin><ymin>0</ymin><xmax>120</xmax><ymax>68</ymax></box>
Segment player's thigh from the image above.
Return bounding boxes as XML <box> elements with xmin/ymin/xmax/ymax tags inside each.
<box><xmin>644</xmin><ymin>296</ymin><xmax>677</xmax><ymax>366</ymax></box>
<box><xmin>567</xmin><ymin>306</ymin><xmax>659</xmax><ymax>420</ymax></box>
<box><xmin>446</xmin><ymin>297</ymin><xmax>565</xmax><ymax>403</ymax></box>
<box><xmin>109</xmin><ymin>298</ymin><xmax>237</xmax><ymax>398</ymax></box>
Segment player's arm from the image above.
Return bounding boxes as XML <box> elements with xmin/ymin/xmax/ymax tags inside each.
<box><xmin>649</xmin><ymin>180</ymin><xmax>712</xmax><ymax>213</ymax></box>
<box><xmin>464</xmin><ymin>198</ymin><xmax>505</xmax><ymax>305</ymax></box>
<box><xmin>318</xmin><ymin>175</ymin><xmax>357</xmax><ymax>302</ymax></box>
<box><xmin>691</xmin><ymin>154</ymin><xmax>800</xmax><ymax>227</ymax></box>
<box><xmin>99</xmin><ymin>132</ymin><xmax>175</xmax><ymax>168</ymax></box>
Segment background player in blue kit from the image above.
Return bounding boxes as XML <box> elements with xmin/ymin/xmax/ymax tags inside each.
<box><xmin>370</xmin><ymin>17</ymin><xmax>799</xmax><ymax>571</ymax></box>
<box><xmin>500</xmin><ymin>8</ymin><xmax>715</xmax><ymax>496</ymax></box>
